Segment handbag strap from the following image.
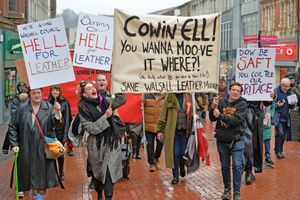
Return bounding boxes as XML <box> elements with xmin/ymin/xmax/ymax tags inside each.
<box><xmin>32</xmin><ymin>112</ymin><xmax>48</xmax><ymax>147</ymax></box>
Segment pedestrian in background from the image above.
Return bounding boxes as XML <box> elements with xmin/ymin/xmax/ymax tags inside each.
<box><xmin>157</xmin><ymin>93</ymin><xmax>193</xmax><ymax>184</ymax></box>
<box><xmin>143</xmin><ymin>93</ymin><xmax>165</xmax><ymax>172</ymax></box>
<box><xmin>2</xmin><ymin>82</ymin><xmax>29</xmax><ymax>155</ymax></box>
<box><xmin>48</xmin><ymin>85</ymin><xmax>72</xmax><ymax>181</ymax></box>
<box><xmin>209</xmin><ymin>82</ymin><xmax>247</xmax><ymax>200</ymax></box>
<box><xmin>263</xmin><ymin>103</ymin><xmax>275</xmax><ymax>165</ymax></box>
<box><xmin>272</xmin><ymin>78</ymin><xmax>296</xmax><ymax>159</ymax></box>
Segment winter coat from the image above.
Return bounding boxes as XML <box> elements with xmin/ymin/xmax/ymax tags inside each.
<box><xmin>9</xmin><ymin>101</ymin><xmax>60</xmax><ymax>191</ymax></box>
<box><xmin>272</xmin><ymin>87</ymin><xmax>295</xmax><ymax>127</ymax></box>
<box><xmin>49</xmin><ymin>99</ymin><xmax>72</xmax><ymax>143</ymax></box>
<box><xmin>79</xmin><ymin>94</ymin><xmax>126</xmax><ymax>184</ymax></box>
<box><xmin>156</xmin><ymin>93</ymin><xmax>193</xmax><ymax>169</ymax></box>
<box><xmin>143</xmin><ymin>93</ymin><xmax>165</xmax><ymax>133</ymax></box>
<box><xmin>263</xmin><ymin>103</ymin><xmax>275</xmax><ymax>141</ymax></box>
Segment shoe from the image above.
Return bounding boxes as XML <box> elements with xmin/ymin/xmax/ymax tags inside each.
<box><xmin>59</xmin><ymin>172</ymin><xmax>65</xmax><ymax>181</ymax></box>
<box><xmin>171</xmin><ymin>177</ymin><xmax>179</xmax><ymax>184</ymax></box>
<box><xmin>136</xmin><ymin>155</ymin><xmax>141</xmax><ymax>160</ymax></box>
<box><xmin>2</xmin><ymin>149</ymin><xmax>8</xmax><ymax>154</ymax></box>
<box><xmin>276</xmin><ymin>153</ymin><xmax>284</xmax><ymax>159</ymax></box>
<box><xmin>89</xmin><ymin>180</ymin><xmax>95</xmax><ymax>190</ymax></box>
<box><xmin>149</xmin><ymin>164</ymin><xmax>156</xmax><ymax>172</ymax></box>
<box><xmin>245</xmin><ymin>172</ymin><xmax>256</xmax><ymax>185</ymax></box>
<box><xmin>254</xmin><ymin>167</ymin><xmax>262</xmax><ymax>173</ymax></box>
<box><xmin>221</xmin><ymin>188</ymin><xmax>231</xmax><ymax>200</ymax></box>
<box><xmin>154</xmin><ymin>158</ymin><xmax>159</xmax><ymax>163</ymax></box>
<box><xmin>234</xmin><ymin>192</ymin><xmax>243</xmax><ymax>200</ymax></box>
<box><xmin>245</xmin><ymin>173</ymin><xmax>252</xmax><ymax>185</ymax></box>
<box><xmin>179</xmin><ymin>160</ymin><xmax>186</xmax><ymax>177</ymax></box>
<box><xmin>265</xmin><ymin>157</ymin><xmax>274</xmax><ymax>165</ymax></box>
<box><xmin>67</xmin><ymin>151</ymin><xmax>74</xmax><ymax>156</ymax></box>
<box><xmin>18</xmin><ymin>191</ymin><xmax>25</xmax><ymax>198</ymax></box>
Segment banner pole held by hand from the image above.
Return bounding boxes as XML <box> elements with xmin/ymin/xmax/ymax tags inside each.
<box><xmin>14</xmin><ymin>152</ymin><xmax>19</xmax><ymax>200</ymax></box>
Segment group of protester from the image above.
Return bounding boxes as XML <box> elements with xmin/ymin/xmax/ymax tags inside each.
<box><xmin>1</xmin><ymin>69</ymin><xmax>300</xmax><ymax>200</ymax></box>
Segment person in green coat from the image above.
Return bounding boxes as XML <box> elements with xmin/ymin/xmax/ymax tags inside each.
<box><xmin>157</xmin><ymin>93</ymin><xmax>194</xmax><ymax>184</ymax></box>
<box><xmin>263</xmin><ymin>102</ymin><xmax>275</xmax><ymax>165</ymax></box>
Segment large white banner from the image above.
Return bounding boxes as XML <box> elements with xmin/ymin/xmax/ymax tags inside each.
<box><xmin>111</xmin><ymin>9</ymin><xmax>221</xmax><ymax>93</ymax></box>
<box><xmin>17</xmin><ymin>17</ymin><xmax>75</xmax><ymax>89</ymax></box>
<box><xmin>235</xmin><ymin>48</ymin><xmax>276</xmax><ymax>101</ymax></box>
<box><xmin>73</xmin><ymin>13</ymin><xmax>114</xmax><ymax>70</ymax></box>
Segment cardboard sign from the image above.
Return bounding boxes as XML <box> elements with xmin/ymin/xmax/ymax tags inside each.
<box><xmin>73</xmin><ymin>13</ymin><xmax>114</xmax><ymax>70</ymax></box>
<box><xmin>15</xmin><ymin>59</ymin><xmax>29</xmax><ymax>86</ymax></box>
<box><xmin>235</xmin><ymin>48</ymin><xmax>276</xmax><ymax>101</ymax></box>
<box><xmin>17</xmin><ymin>17</ymin><xmax>75</xmax><ymax>89</ymax></box>
<box><xmin>111</xmin><ymin>10</ymin><xmax>221</xmax><ymax>94</ymax></box>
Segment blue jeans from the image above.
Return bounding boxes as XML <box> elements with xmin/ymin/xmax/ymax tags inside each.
<box><xmin>217</xmin><ymin>138</ymin><xmax>245</xmax><ymax>193</ymax></box>
<box><xmin>264</xmin><ymin>139</ymin><xmax>271</xmax><ymax>159</ymax></box>
<box><xmin>275</xmin><ymin>122</ymin><xmax>288</xmax><ymax>154</ymax></box>
<box><xmin>145</xmin><ymin>131</ymin><xmax>164</xmax><ymax>165</ymax></box>
<box><xmin>172</xmin><ymin>129</ymin><xmax>188</xmax><ymax>178</ymax></box>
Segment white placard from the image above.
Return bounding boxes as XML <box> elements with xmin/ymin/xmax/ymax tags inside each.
<box><xmin>73</xmin><ymin>13</ymin><xmax>114</xmax><ymax>70</ymax></box>
<box><xmin>17</xmin><ymin>17</ymin><xmax>75</xmax><ymax>89</ymax></box>
<box><xmin>235</xmin><ymin>48</ymin><xmax>276</xmax><ymax>101</ymax></box>
<box><xmin>287</xmin><ymin>94</ymin><xmax>298</xmax><ymax>105</ymax></box>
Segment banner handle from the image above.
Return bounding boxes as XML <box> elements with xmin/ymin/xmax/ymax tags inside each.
<box><xmin>14</xmin><ymin>152</ymin><xmax>19</xmax><ymax>200</ymax></box>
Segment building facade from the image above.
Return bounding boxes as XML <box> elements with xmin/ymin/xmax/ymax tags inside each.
<box><xmin>261</xmin><ymin>0</ymin><xmax>299</xmax><ymax>84</ymax></box>
<box><xmin>0</xmin><ymin>0</ymin><xmax>56</xmax><ymax>123</ymax></box>
<box><xmin>189</xmin><ymin>0</ymin><xmax>235</xmax><ymax>80</ymax></box>
<box><xmin>0</xmin><ymin>0</ymin><xmax>26</xmax><ymax>123</ymax></box>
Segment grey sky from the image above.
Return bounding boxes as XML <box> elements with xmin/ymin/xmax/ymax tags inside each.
<box><xmin>57</xmin><ymin>0</ymin><xmax>189</xmax><ymax>15</ymax></box>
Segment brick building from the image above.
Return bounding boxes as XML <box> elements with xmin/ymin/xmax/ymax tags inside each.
<box><xmin>261</xmin><ymin>0</ymin><xmax>299</xmax><ymax>84</ymax></box>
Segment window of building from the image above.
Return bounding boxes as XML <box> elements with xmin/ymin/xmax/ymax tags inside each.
<box><xmin>287</xmin><ymin>1</ymin><xmax>291</xmax><ymax>28</ymax></box>
<box><xmin>8</xmin><ymin>0</ymin><xmax>17</xmax><ymax>12</ymax></box>
<box><xmin>221</xmin><ymin>21</ymin><xmax>232</xmax><ymax>50</ymax></box>
<box><xmin>267</xmin><ymin>7</ymin><xmax>271</xmax><ymax>32</ymax></box>
<box><xmin>242</xmin><ymin>13</ymin><xmax>258</xmax><ymax>36</ymax></box>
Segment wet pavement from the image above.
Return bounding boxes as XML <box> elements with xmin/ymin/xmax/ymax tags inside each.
<box><xmin>1</xmin><ymin>120</ymin><xmax>300</xmax><ymax>200</ymax></box>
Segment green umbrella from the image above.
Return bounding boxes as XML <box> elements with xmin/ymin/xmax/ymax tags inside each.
<box><xmin>14</xmin><ymin>152</ymin><xmax>19</xmax><ymax>200</ymax></box>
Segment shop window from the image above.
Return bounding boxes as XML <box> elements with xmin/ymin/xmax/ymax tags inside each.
<box><xmin>4</xmin><ymin>69</ymin><xmax>17</xmax><ymax>107</ymax></box>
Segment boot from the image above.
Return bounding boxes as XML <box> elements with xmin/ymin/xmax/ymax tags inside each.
<box><xmin>58</xmin><ymin>155</ymin><xmax>65</xmax><ymax>181</ymax></box>
<box><xmin>221</xmin><ymin>188</ymin><xmax>231</xmax><ymax>200</ymax></box>
<box><xmin>245</xmin><ymin>172</ymin><xmax>256</xmax><ymax>185</ymax></box>
<box><xmin>234</xmin><ymin>192</ymin><xmax>243</xmax><ymax>200</ymax></box>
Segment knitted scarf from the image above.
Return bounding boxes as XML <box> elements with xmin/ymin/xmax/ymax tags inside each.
<box><xmin>78</xmin><ymin>96</ymin><xmax>117</xmax><ymax>150</ymax></box>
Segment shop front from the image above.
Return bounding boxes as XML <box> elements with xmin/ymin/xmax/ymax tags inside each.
<box><xmin>1</xmin><ymin>30</ymin><xmax>23</xmax><ymax>122</ymax></box>
<box><xmin>262</xmin><ymin>42</ymin><xmax>298</xmax><ymax>85</ymax></box>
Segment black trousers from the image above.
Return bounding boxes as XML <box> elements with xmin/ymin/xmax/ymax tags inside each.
<box><xmin>93</xmin><ymin>168</ymin><xmax>114</xmax><ymax>200</ymax></box>
<box><xmin>2</xmin><ymin>129</ymin><xmax>10</xmax><ymax>151</ymax></box>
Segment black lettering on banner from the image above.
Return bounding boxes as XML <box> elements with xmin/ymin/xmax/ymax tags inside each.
<box><xmin>144</xmin><ymin>58</ymin><xmax>155</xmax><ymax>71</ymax></box>
<box><xmin>124</xmin><ymin>16</ymin><xmax>139</xmax><ymax>37</ymax></box>
<box><xmin>120</xmin><ymin>39</ymin><xmax>137</xmax><ymax>54</ymax></box>
<box><xmin>121</xmin><ymin>82</ymin><xmax>139</xmax><ymax>92</ymax></box>
<box><xmin>123</xmin><ymin>15</ymin><xmax>218</xmax><ymax>41</ymax></box>
<box><xmin>160</xmin><ymin>56</ymin><xmax>200</xmax><ymax>72</ymax></box>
